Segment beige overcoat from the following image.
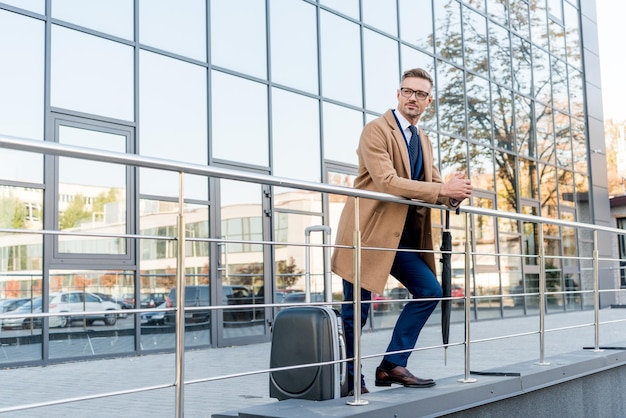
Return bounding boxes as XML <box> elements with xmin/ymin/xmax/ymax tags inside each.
<box><xmin>331</xmin><ymin>109</ymin><xmax>453</xmax><ymax>295</ymax></box>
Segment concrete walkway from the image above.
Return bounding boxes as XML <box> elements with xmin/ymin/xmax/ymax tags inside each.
<box><xmin>0</xmin><ymin>308</ymin><xmax>625</xmax><ymax>417</ymax></box>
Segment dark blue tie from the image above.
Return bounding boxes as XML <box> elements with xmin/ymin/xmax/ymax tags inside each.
<box><xmin>408</xmin><ymin>125</ymin><xmax>422</xmax><ymax>179</ymax></box>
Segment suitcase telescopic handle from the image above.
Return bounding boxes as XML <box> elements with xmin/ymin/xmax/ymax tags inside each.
<box><xmin>304</xmin><ymin>225</ymin><xmax>332</xmax><ymax>304</ymax></box>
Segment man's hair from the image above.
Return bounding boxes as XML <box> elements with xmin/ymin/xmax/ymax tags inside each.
<box><xmin>401</xmin><ymin>68</ymin><xmax>433</xmax><ymax>87</ymax></box>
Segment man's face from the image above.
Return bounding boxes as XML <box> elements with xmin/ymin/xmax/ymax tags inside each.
<box><xmin>396</xmin><ymin>77</ymin><xmax>433</xmax><ymax>124</ymax></box>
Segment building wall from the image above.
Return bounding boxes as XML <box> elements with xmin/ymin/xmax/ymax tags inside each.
<box><xmin>0</xmin><ymin>0</ymin><xmax>613</xmax><ymax>364</ymax></box>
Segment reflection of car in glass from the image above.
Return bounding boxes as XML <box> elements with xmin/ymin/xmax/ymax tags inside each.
<box><xmin>141</xmin><ymin>302</ymin><xmax>167</xmax><ymax>325</ymax></box>
<box><xmin>451</xmin><ymin>285</ymin><xmax>465</xmax><ymax>307</ymax></box>
<box><xmin>282</xmin><ymin>292</ymin><xmax>325</xmax><ymax>304</ymax></box>
<box><xmin>372</xmin><ymin>293</ymin><xmax>391</xmax><ymax>312</ymax></box>
<box><xmin>389</xmin><ymin>287</ymin><xmax>410</xmax><ymax>311</ymax></box>
<box><xmin>1</xmin><ymin>298</ymin><xmax>63</xmax><ymax>329</ymax></box>
<box><xmin>140</xmin><ymin>293</ymin><xmax>167</xmax><ymax>309</ymax></box>
<box><xmin>48</xmin><ymin>291</ymin><xmax>122</xmax><ymax>327</ymax></box>
<box><xmin>0</xmin><ymin>298</ymin><xmax>30</xmax><ymax>314</ymax></box>
<box><xmin>164</xmin><ymin>285</ymin><xmax>265</xmax><ymax>325</ymax></box>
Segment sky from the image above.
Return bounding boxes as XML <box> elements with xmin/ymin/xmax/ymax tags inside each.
<box><xmin>596</xmin><ymin>0</ymin><xmax>625</xmax><ymax>121</ymax></box>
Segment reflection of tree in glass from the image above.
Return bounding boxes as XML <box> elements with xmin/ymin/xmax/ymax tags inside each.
<box><xmin>0</xmin><ymin>195</ymin><xmax>26</xmax><ymax>229</ymax></box>
<box><xmin>427</xmin><ymin>1</ymin><xmax>584</xmax><ymax>217</ymax></box>
<box><xmin>275</xmin><ymin>257</ymin><xmax>302</xmax><ymax>289</ymax></box>
<box><xmin>59</xmin><ymin>193</ymin><xmax>89</xmax><ymax>230</ymax></box>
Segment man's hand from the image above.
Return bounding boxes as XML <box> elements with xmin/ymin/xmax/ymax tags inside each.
<box><xmin>440</xmin><ymin>172</ymin><xmax>473</xmax><ymax>201</ymax></box>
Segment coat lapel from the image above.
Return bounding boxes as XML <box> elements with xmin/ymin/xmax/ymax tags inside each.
<box><xmin>384</xmin><ymin>110</ymin><xmax>412</xmax><ymax>178</ymax></box>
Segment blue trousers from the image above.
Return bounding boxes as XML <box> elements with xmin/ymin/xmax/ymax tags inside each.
<box><xmin>342</xmin><ymin>243</ymin><xmax>442</xmax><ymax>388</ymax></box>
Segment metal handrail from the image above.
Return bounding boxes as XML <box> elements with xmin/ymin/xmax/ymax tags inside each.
<box><xmin>1</xmin><ymin>134</ymin><xmax>626</xmax><ymax>415</ymax></box>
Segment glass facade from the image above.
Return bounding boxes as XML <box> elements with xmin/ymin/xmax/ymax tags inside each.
<box><xmin>0</xmin><ymin>0</ymin><xmax>608</xmax><ymax>366</ymax></box>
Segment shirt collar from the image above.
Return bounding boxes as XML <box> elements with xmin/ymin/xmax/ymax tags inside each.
<box><xmin>393</xmin><ymin>109</ymin><xmax>419</xmax><ymax>134</ymax></box>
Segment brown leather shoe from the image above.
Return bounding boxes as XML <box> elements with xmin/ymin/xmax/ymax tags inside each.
<box><xmin>347</xmin><ymin>386</ymin><xmax>369</xmax><ymax>396</ymax></box>
<box><xmin>375</xmin><ymin>366</ymin><xmax>436</xmax><ymax>388</ymax></box>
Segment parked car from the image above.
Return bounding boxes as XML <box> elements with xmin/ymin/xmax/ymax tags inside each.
<box><xmin>141</xmin><ymin>302</ymin><xmax>167</xmax><ymax>325</ymax></box>
<box><xmin>0</xmin><ymin>298</ymin><xmax>30</xmax><ymax>314</ymax></box>
<box><xmin>140</xmin><ymin>293</ymin><xmax>167</xmax><ymax>309</ymax></box>
<box><xmin>282</xmin><ymin>292</ymin><xmax>325</xmax><ymax>304</ymax></box>
<box><xmin>164</xmin><ymin>285</ymin><xmax>210</xmax><ymax>324</ymax></box>
<box><xmin>1</xmin><ymin>297</ymin><xmax>63</xmax><ymax>329</ymax></box>
<box><xmin>93</xmin><ymin>293</ymin><xmax>127</xmax><ymax>318</ymax></box>
<box><xmin>164</xmin><ymin>285</ymin><xmax>264</xmax><ymax>325</ymax></box>
<box><xmin>48</xmin><ymin>291</ymin><xmax>122</xmax><ymax>327</ymax></box>
<box><xmin>114</xmin><ymin>294</ymin><xmax>135</xmax><ymax>310</ymax></box>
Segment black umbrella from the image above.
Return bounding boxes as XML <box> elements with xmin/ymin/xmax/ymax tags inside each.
<box><xmin>440</xmin><ymin>209</ymin><xmax>453</xmax><ymax>365</ymax></box>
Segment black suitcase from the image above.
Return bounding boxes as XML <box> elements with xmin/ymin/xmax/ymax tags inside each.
<box><xmin>269</xmin><ymin>226</ymin><xmax>348</xmax><ymax>401</ymax></box>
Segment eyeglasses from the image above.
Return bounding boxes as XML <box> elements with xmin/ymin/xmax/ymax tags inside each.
<box><xmin>399</xmin><ymin>87</ymin><xmax>430</xmax><ymax>101</ymax></box>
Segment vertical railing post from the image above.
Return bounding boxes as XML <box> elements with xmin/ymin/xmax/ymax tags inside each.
<box><xmin>459</xmin><ymin>211</ymin><xmax>476</xmax><ymax>383</ymax></box>
<box><xmin>593</xmin><ymin>230</ymin><xmax>603</xmax><ymax>352</ymax></box>
<box><xmin>347</xmin><ymin>197</ymin><xmax>368</xmax><ymax>406</ymax></box>
<box><xmin>175</xmin><ymin>172</ymin><xmax>186</xmax><ymax>418</ymax></box>
<box><xmin>537</xmin><ymin>224</ymin><xmax>549</xmax><ymax>365</ymax></box>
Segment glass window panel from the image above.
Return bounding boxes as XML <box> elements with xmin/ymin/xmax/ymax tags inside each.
<box><xmin>211</xmin><ymin>0</ymin><xmax>265</xmax><ymax>78</ymax></box>
<box><xmin>437</xmin><ymin>61</ymin><xmax>466</xmax><ymax>137</ymax></box>
<box><xmin>399</xmin><ymin>0</ymin><xmax>433</xmax><ymax>51</ymax></box>
<box><xmin>558</xmin><ymin>168</ymin><xmax>575</xmax><ymax>207</ymax></box>
<box><xmin>57</xmin><ymin>126</ymin><xmax>127</xmax><ymax>255</ymax></box>
<box><xmin>539</xmin><ymin>163</ymin><xmax>558</xmax><ymax>218</ymax></box>
<box><xmin>139</xmin><ymin>51</ymin><xmax>207</xmax><ymax>164</ymax></box>
<box><xmin>470</xmin><ymin>145</ymin><xmax>495</xmax><ymax>192</ymax></box>
<box><xmin>1</xmin><ymin>0</ymin><xmax>44</xmax><ymax>14</ymax></box>
<box><xmin>0</xmin><ymin>185</ymin><xmax>43</xmax><ymax>233</ymax></box>
<box><xmin>511</xmin><ymin>35</ymin><xmax>531</xmax><ymax>95</ymax></box>
<box><xmin>489</xmin><ymin>22</ymin><xmax>512</xmax><ymax>88</ymax></box>
<box><xmin>515</xmin><ymin>95</ymin><xmax>533</xmax><ymax>156</ymax></box>
<box><xmin>51</xmin><ymin>25</ymin><xmax>134</xmax><ymax>121</ymax></box>
<box><xmin>549</xmin><ymin>20</ymin><xmax>566</xmax><ymax>62</ymax></box>
<box><xmin>273</xmin><ymin>187</ymin><xmax>323</xmax><ymax>214</ymax></box>
<box><xmin>271</xmin><ymin>88</ymin><xmax>320</xmax><ymax>182</ymax></box>
<box><xmin>139</xmin><ymin>0</ymin><xmax>206</xmax><ymax>61</ymax></box>
<box><xmin>362</xmin><ymin>0</ymin><xmax>398</xmax><ymax>36</ymax></box>
<box><xmin>319</xmin><ymin>0</ymin><xmax>359</xmax><ymax>19</ymax></box>
<box><xmin>323</xmin><ymin>102</ymin><xmax>363</xmax><ymax>165</ymax></box>
<box><xmin>0</xmin><ymin>291</ymin><xmax>43</xmax><ymax>363</ymax></box>
<box><xmin>433</xmin><ymin>0</ymin><xmax>462</xmax><ymax>65</ymax></box>
<box><xmin>487</xmin><ymin>0</ymin><xmax>508</xmax><ymax>26</ymax></box>
<box><xmin>0</xmin><ymin>11</ymin><xmax>44</xmax><ymax>140</ymax></box>
<box><xmin>535</xmin><ymin>102</ymin><xmax>555</xmax><ymax>165</ymax></box>
<box><xmin>52</xmin><ymin>0</ymin><xmax>134</xmax><ymax>40</ymax></box>
<box><xmin>568</xmin><ymin>68</ymin><xmax>584</xmax><ymax>119</ymax></box>
<box><xmin>439</xmin><ymin>136</ymin><xmax>468</xmax><ymax>179</ymax></box>
<box><xmin>563</xmin><ymin>1</ymin><xmax>581</xmax><ymax>69</ymax></box>
<box><xmin>533</xmin><ymin>47</ymin><xmax>551</xmax><ymax>104</ymax></box>
<box><xmin>522</xmin><ymin>204</ymin><xmax>540</xmax><ymax>263</ymax></box>
<box><xmin>463</xmin><ymin>6</ymin><xmax>488</xmax><ymax>76</ymax></box>
<box><xmin>0</xmin><ymin>150</ymin><xmax>42</xmax><ymax>184</ymax></box>
<box><xmin>519</xmin><ymin>158</ymin><xmax>539</xmax><ymax>199</ymax></box>
<box><xmin>139</xmin><ymin>169</ymin><xmax>208</xmax><ymax>201</ymax></box>
<box><xmin>220</xmin><ymin>180</ymin><xmax>265</xmax><ymax>339</ymax></box>
<box><xmin>270</xmin><ymin>0</ymin><xmax>318</xmax><ymax>94</ymax></box>
<box><xmin>401</xmin><ymin>46</ymin><xmax>436</xmax><ymax>82</ymax></box>
<box><xmin>48</xmin><ymin>270</ymin><xmax>134</xmax><ymax>359</ymax></box>
<box><xmin>492</xmin><ymin>84</ymin><xmax>514</xmax><ymax>151</ymax></box>
<box><xmin>495</xmin><ymin>150</ymin><xmax>518</xmax><ymax>214</ymax></box>
<box><xmin>211</xmin><ymin>71</ymin><xmax>269</xmax><ymax>166</ymax></box>
<box><xmin>530</xmin><ymin>0</ymin><xmax>548</xmax><ymax>49</ymax></box>
<box><xmin>547</xmin><ymin>0</ymin><xmax>563</xmax><ymax>21</ymax></box>
<box><xmin>320</xmin><ymin>11</ymin><xmax>362</xmax><ymax>107</ymax></box>
<box><xmin>573</xmin><ymin>172</ymin><xmax>590</xmax><ymax>223</ymax></box>
<box><xmin>571</xmin><ymin>118</ymin><xmax>587</xmax><ymax>174</ymax></box>
<box><xmin>363</xmin><ymin>29</ymin><xmax>399</xmax><ymax>114</ymax></box>
<box><xmin>466</xmin><ymin>74</ymin><xmax>492</xmax><ymax>145</ymax></box>
<box><xmin>273</xmin><ymin>213</ymin><xmax>324</xmax><ymax>293</ymax></box>
<box><xmin>554</xmin><ymin>111</ymin><xmax>572</xmax><ymax>168</ymax></box>
<box><xmin>510</xmin><ymin>0</ymin><xmax>530</xmax><ymax>39</ymax></box>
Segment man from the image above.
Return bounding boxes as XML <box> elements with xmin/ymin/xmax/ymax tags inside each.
<box><xmin>331</xmin><ymin>68</ymin><xmax>473</xmax><ymax>394</ymax></box>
